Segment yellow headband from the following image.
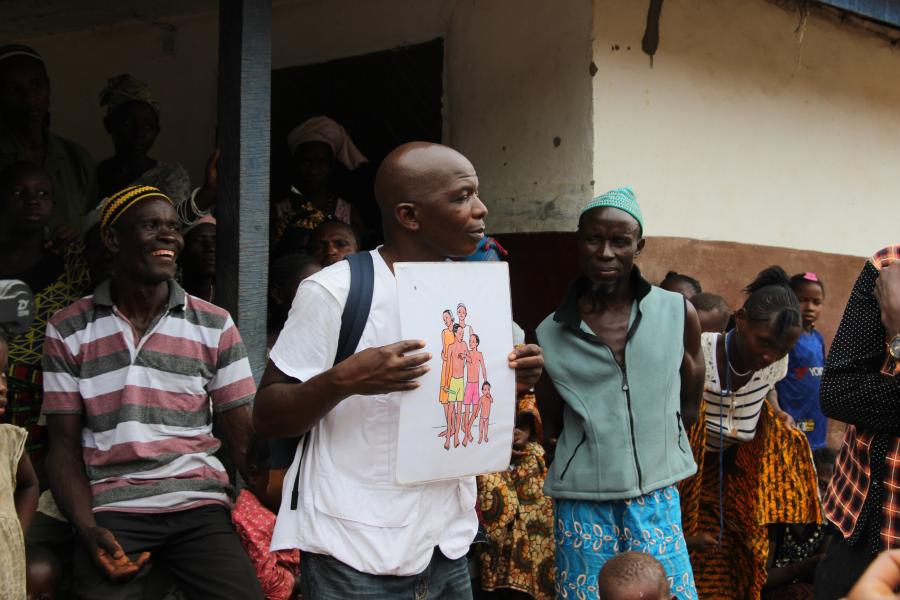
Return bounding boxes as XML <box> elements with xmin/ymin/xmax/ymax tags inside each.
<box><xmin>100</xmin><ymin>185</ymin><xmax>173</xmax><ymax>229</ymax></box>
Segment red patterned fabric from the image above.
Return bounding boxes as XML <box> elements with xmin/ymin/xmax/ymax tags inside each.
<box><xmin>232</xmin><ymin>490</ymin><xmax>300</xmax><ymax>600</ymax></box>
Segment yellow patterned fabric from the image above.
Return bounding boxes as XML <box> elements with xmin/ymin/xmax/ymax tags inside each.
<box><xmin>476</xmin><ymin>394</ymin><xmax>555</xmax><ymax>599</ymax></box>
<box><xmin>0</xmin><ymin>424</ymin><xmax>27</xmax><ymax>598</ymax></box>
<box><xmin>6</xmin><ymin>243</ymin><xmax>89</xmax><ymax>458</ymax></box>
<box><xmin>679</xmin><ymin>401</ymin><xmax>822</xmax><ymax>600</ymax></box>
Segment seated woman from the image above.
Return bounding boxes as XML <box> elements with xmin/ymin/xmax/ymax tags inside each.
<box><xmin>97</xmin><ymin>73</ymin><xmax>216</xmax><ymax>224</ymax></box>
<box><xmin>680</xmin><ymin>267</ymin><xmax>821</xmax><ymax>600</ymax></box>
<box><xmin>271</xmin><ymin>116</ymin><xmax>368</xmax><ymax>258</ymax></box>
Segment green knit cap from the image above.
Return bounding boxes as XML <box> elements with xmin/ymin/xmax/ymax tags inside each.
<box><xmin>580</xmin><ymin>187</ymin><xmax>643</xmax><ymax>233</ymax></box>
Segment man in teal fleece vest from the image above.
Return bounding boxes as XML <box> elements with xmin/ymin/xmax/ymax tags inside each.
<box><xmin>536</xmin><ymin>187</ymin><xmax>704</xmax><ymax>600</ymax></box>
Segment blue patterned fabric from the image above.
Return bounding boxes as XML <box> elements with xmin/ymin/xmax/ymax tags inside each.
<box><xmin>554</xmin><ymin>485</ymin><xmax>696</xmax><ymax>600</ymax></box>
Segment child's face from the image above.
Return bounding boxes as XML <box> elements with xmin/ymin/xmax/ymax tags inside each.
<box><xmin>734</xmin><ymin>311</ymin><xmax>801</xmax><ymax>371</ymax></box>
<box><xmin>794</xmin><ymin>281</ymin><xmax>824</xmax><ymax>329</ymax></box>
<box><xmin>482</xmin><ymin>384</ymin><xmax>490</xmax><ymax>395</ymax></box>
<box><xmin>513</xmin><ymin>424</ymin><xmax>531</xmax><ymax>450</ymax></box>
<box><xmin>26</xmin><ymin>559</ymin><xmax>58</xmax><ymax>600</ymax></box>
<box><xmin>0</xmin><ymin>337</ymin><xmax>8</xmax><ymax>415</ymax></box>
<box><xmin>469</xmin><ymin>336</ymin><xmax>478</xmax><ymax>350</ymax></box>
<box><xmin>4</xmin><ymin>170</ymin><xmax>54</xmax><ymax>232</ymax></box>
<box><xmin>442</xmin><ymin>312</ymin><xmax>453</xmax><ymax>327</ymax></box>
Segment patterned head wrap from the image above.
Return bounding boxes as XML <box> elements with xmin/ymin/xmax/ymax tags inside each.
<box><xmin>100</xmin><ymin>185</ymin><xmax>172</xmax><ymax>229</ymax></box>
<box><xmin>287</xmin><ymin>116</ymin><xmax>368</xmax><ymax>171</ymax></box>
<box><xmin>99</xmin><ymin>73</ymin><xmax>159</xmax><ymax>117</ymax></box>
<box><xmin>580</xmin><ymin>186</ymin><xmax>644</xmax><ymax>234</ymax></box>
<box><xmin>0</xmin><ymin>44</ymin><xmax>44</xmax><ymax>66</ymax></box>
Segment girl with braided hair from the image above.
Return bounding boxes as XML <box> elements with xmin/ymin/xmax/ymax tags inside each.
<box><xmin>680</xmin><ymin>266</ymin><xmax>822</xmax><ymax>600</ymax></box>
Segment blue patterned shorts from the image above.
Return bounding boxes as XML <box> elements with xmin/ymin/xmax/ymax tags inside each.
<box><xmin>554</xmin><ymin>485</ymin><xmax>696</xmax><ymax>600</ymax></box>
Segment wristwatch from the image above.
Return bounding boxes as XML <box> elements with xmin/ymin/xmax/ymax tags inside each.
<box><xmin>888</xmin><ymin>334</ymin><xmax>900</xmax><ymax>360</ymax></box>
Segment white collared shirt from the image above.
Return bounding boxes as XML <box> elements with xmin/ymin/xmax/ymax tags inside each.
<box><xmin>269</xmin><ymin>249</ymin><xmax>478</xmax><ymax>576</ymax></box>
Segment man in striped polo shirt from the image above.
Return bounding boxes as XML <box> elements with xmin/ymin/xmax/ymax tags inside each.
<box><xmin>42</xmin><ymin>186</ymin><xmax>262</xmax><ymax>599</ymax></box>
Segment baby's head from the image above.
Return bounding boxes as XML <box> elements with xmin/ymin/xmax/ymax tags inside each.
<box><xmin>26</xmin><ymin>544</ymin><xmax>61</xmax><ymax>600</ymax></box>
<box><xmin>690</xmin><ymin>292</ymin><xmax>731</xmax><ymax>333</ymax></box>
<box><xmin>598</xmin><ymin>552</ymin><xmax>671</xmax><ymax>600</ymax></box>
<box><xmin>482</xmin><ymin>381</ymin><xmax>491</xmax><ymax>395</ymax></box>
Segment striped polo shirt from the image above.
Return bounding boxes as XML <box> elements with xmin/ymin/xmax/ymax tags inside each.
<box><xmin>42</xmin><ymin>280</ymin><xmax>255</xmax><ymax>513</ymax></box>
<box><xmin>701</xmin><ymin>332</ymin><xmax>788</xmax><ymax>451</ymax></box>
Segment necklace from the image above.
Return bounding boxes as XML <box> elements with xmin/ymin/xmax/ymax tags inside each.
<box><xmin>726</xmin><ymin>332</ymin><xmax>752</xmax><ymax>377</ymax></box>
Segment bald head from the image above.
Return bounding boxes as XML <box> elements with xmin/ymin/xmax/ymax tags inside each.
<box><xmin>374</xmin><ymin>142</ymin><xmax>474</xmax><ymax>214</ymax></box>
<box><xmin>598</xmin><ymin>552</ymin><xmax>670</xmax><ymax>600</ymax></box>
<box><xmin>373</xmin><ymin>142</ymin><xmax>487</xmax><ymax>258</ymax></box>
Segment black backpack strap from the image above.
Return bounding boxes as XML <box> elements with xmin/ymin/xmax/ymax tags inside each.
<box><xmin>288</xmin><ymin>251</ymin><xmax>375</xmax><ymax>509</ymax></box>
<box><xmin>336</xmin><ymin>251</ymin><xmax>375</xmax><ymax>363</ymax></box>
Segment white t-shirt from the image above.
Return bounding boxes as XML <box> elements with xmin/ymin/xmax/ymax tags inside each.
<box><xmin>702</xmin><ymin>332</ymin><xmax>789</xmax><ymax>451</ymax></box>
<box><xmin>269</xmin><ymin>249</ymin><xmax>478</xmax><ymax>576</ymax></box>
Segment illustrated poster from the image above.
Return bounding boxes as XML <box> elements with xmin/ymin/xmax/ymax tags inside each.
<box><xmin>395</xmin><ymin>262</ymin><xmax>515</xmax><ymax>484</ymax></box>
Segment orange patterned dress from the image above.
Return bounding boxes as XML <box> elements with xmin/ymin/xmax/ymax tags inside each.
<box><xmin>680</xmin><ymin>399</ymin><xmax>822</xmax><ymax>599</ymax></box>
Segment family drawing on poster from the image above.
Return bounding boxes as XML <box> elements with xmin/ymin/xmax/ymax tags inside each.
<box><xmin>438</xmin><ymin>304</ymin><xmax>493</xmax><ymax>450</ymax></box>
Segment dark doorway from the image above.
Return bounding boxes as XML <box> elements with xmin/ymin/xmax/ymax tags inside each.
<box><xmin>271</xmin><ymin>38</ymin><xmax>444</xmax><ymax>247</ymax></box>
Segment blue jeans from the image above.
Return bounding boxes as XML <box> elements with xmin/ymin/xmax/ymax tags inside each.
<box><xmin>301</xmin><ymin>548</ymin><xmax>472</xmax><ymax>599</ymax></box>
<box><xmin>555</xmin><ymin>486</ymin><xmax>697</xmax><ymax>600</ymax></box>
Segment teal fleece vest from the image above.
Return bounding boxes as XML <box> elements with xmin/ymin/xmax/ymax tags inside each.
<box><xmin>536</xmin><ymin>270</ymin><xmax>697</xmax><ymax>501</ymax></box>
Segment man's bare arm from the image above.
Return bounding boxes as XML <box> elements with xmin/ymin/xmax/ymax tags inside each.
<box><xmin>47</xmin><ymin>414</ymin><xmax>99</xmax><ymax>535</ymax></box>
<box><xmin>47</xmin><ymin>414</ymin><xmax>149</xmax><ymax>580</ymax></box>
<box><xmin>253</xmin><ymin>340</ymin><xmax>431</xmax><ymax>438</ymax></box>
<box><xmin>214</xmin><ymin>404</ymin><xmax>254</xmax><ymax>483</ymax></box>
<box><xmin>13</xmin><ymin>452</ymin><xmax>38</xmax><ymax>533</ymax></box>
<box><xmin>680</xmin><ymin>300</ymin><xmax>705</xmax><ymax>429</ymax></box>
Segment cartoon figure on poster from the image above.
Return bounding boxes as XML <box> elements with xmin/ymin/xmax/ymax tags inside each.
<box><xmin>395</xmin><ymin>261</ymin><xmax>514</xmax><ymax>483</ymax></box>
<box><xmin>438</xmin><ymin>305</ymin><xmax>490</xmax><ymax>450</ymax></box>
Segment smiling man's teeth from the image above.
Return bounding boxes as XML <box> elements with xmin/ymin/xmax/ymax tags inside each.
<box><xmin>151</xmin><ymin>250</ymin><xmax>175</xmax><ymax>257</ymax></box>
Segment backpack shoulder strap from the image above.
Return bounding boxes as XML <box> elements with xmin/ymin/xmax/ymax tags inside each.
<box><xmin>287</xmin><ymin>251</ymin><xmax>374</xmax><ymax>510</ymax></box>
<box><xmin>335</xmin><ymin>251</ymin><xmax>375</xmax><ymax>364</ymax></box>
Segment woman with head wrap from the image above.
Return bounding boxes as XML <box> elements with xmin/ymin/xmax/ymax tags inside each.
<box><xmin>97</xmin><ymin>74</ymin><xmax>218</xmax><ymax>225</ymax></box>
<box><xmin>271</xmin><ymin>116</ymin><xmax>369</xmax><ymax>258</ymax></box>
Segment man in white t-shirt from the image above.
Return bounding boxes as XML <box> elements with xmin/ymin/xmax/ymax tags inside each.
<box><xmin>253</xmin><ymin>142</ymin><xmax>544</xmax><ymax>599</ymax></box>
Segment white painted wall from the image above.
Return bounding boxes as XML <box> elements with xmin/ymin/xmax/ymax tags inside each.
<box><xmin>446</xmin><ymin>0</ymin><xmax>594</xmax><ymax>233</ymax></box>
<box><xmin>592</xmin><ymin>0</ymin><xmax>900</xmax><ymax>257</ymax></box>
<box><xmin>10</xmin><ymin>0</ymin><xmax>594</xmax><ymax>234</ymax></box>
